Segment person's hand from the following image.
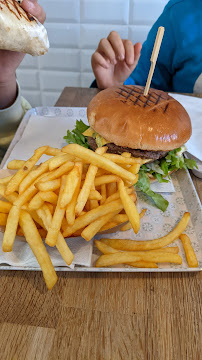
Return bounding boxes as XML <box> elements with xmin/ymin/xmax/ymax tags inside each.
<box><xmin>91</xmin><ymin>31</ymin><xmax>142</xmax><ymax>89</ymax></box>
<box><xmin>0</xmin><ymin>0</ymin><xmax>46</xmax><ymax>109</ymax></box>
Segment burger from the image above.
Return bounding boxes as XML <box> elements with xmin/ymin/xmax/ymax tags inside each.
<box><xmin>64</xmin><ymin>85</ymin><xmax>196</xmax><ymax>211</ymax></box>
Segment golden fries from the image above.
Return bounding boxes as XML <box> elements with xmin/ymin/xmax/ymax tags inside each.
<box><xmin>0</xmin><ymin>200</ymin><xmax>12</xmax><ymax>213</ymax></box>
<box><xmin>0</xmin><ymin>142</ymin><xmax>198</xmax><ymax>290</ymax></box>
<box><xmin>19</xmin><ymin>210</ymin><xmax>58</xmax><ymax>290</ymax></box>
<box><xmin>100</xmin><ymin>213</ymin><xmax>190</xmax><ymax>251</ymax></box>
<box><xmin>45</xmin><ymin>175</ymin><xmax>66</xmax><ymax>247</ymax></box>
<box><xmin>0</xmin><ymin>213</ymin><xmax>8</xmax><ymax>226</ymax></box>
<box><xmin>81</xmin><ymin>210</ymin><xmax>120</xmax><ymax>241</ymax></box>
<box><xmin>59</xmin><ymin>166</ymin><xmax>80</xmax><ymax>208</ymax></box>
<box><xmin>7</xmin><ymin>159</ymin><xmax>26</xmax><ymax>170</ymax></box>
<box><xmin>180</xmin><ymin>234</ymin><xmax>198</xmax><ymax>267</ymax></box>
<box><xmin>5</xmin><ymin>146</ymin><xmax>48</xmax><ymax>195</ymax></box>
<box><xmin>118</xmin><ymin>179</ymin><xmax>140</xmax><ymax>234</ymax></box>
<box><xmin>2</xmin><ymin>205</ymin><xmax>20</xmax><ymax>252</ymax></box>
<box><xmin>62</xmin><ymin>144</ymin><xmax>137</xmax><ymax>182</ymax></box>
<box><xmin>95</xmin><ymin>252</ymin><xmax>182</xmax><ymax>267</ymax></box>
<box><xmin>35</xmin><ymin>178</ymin><xmax>61</xmax><ymax>192</ymax></box>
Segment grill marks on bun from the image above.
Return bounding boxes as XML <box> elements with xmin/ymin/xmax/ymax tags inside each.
<box><xmin>87</xmin><ymin>85</ymin><xmax>192</xmax><ymax>151</ymax></box>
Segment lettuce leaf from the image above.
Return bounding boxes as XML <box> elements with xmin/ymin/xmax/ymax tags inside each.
<box><xmin>141</xmin><ymin>146</ymin><xmax>197</xmax><ymax>180</ymax></box>
<box><xmin>63</xmin><ymin>120</ymin><xmax>90</xmax><ymax>148</ymax></box>
<box><xmin>136</xmin><ymin>171</ymin><xmax>169</xmax><ymax>212</ymax></box>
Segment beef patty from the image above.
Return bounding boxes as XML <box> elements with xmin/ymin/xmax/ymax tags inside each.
<box><xmin>87</xmin><ymin>137</ymin><xmax>168</xmax><ymax>160</ymax></box>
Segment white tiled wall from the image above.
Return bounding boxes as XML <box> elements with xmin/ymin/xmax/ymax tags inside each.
<box><xmin>17</xmin><ymin>0</ymin><xmax>168</xmax><ymax>107</ymax></box>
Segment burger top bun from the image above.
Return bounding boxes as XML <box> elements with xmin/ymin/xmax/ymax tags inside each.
<box><xmin>0</xmin><ymin>0</ymin><xmax>49</xmax><ymax>56</ymax></box>
<box><xmin>87</xmin><ymin>85</ymin><xmax>192</xmax><ymax>151</ymax></box>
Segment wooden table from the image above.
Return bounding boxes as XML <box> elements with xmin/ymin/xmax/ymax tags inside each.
<box><xmin>0</xmin><ymin>87</ymin><xmax>201</xmax><ymax>360</ymax></box>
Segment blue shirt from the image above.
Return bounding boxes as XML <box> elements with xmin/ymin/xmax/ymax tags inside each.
<box><xmin>125</xmin><ymin>0</ymin><xmax>202</xmax><ymax>93</ymax></box>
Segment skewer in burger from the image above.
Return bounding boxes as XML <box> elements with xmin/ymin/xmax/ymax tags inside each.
<box><xmin>64</xmin><ymin>85</ymin><xmax>196</xmax><ymax>211</ymax></box>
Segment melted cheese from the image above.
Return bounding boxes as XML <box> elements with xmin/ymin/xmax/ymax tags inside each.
<box><xmin>82</xmin><ymin>127</ymin><xmax>110</xmax><ymax>146</ymax></box>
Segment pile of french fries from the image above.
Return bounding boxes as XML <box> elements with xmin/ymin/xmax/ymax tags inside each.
<box><xmin>94</xmin><ymin>212</ymin><xmax>198</xmax><ymax>268</ymax></box>
<box><xmin>0</xmin><ymin>144</ymin><xmax>146</xmax><ymax>289</ymax></box>
<box><xmin>0</xmin><ymin>144</ymin><xmax>198</xmax><ymax>289</ymax></box>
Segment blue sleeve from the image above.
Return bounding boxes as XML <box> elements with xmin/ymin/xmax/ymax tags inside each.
<box><xmin>125</xmin><ymin>4</ymin><xmax>176</xmax><ymax>92</ymax></box>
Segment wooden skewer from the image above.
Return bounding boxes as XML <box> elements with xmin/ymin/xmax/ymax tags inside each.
<box><xmin>143</xmin><ymin>26</ymin><xmax>165</xmax><ymax>96</ymax></box>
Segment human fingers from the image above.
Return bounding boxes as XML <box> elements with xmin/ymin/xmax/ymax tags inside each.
<box><xmin>107</xmin><ymin>31</ymin><xmax>125</xmax><ymax>61</ymax></box>
<box><xmin>123</xmin><ymin>39</ymin><xmax>136</xmax><ymax>66</ymax></box>
<box><xmin>134</xmin><ymin>42</ymin><xmax>142</xmax><ymax>63</ymax></box>
<box><xmin>97</xmin><ymin>38</ymin><xmax>117</xmax><ymax>65</ymax></box>
<box><xmin>20</xmin><ymin>0</ymin><xmax>46</xmax><ymax>24</ymax></box>
<box><xmin>91</xmin><ymin>51</ymin><xmax>110</xmax><ymax>70</ymax></box>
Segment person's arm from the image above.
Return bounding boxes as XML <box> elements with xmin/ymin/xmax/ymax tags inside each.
<box><xmin>0</xmin><ymin>0</ymin><xmax>46</xmax><ymax>112</ymax></box>
<box><xmin>125</xmin><ymin>5</ymin><xmax>176</xmax><ymax>91</ymax></box>
<box><xmin>0</xmin><ymin>80</ymin><xmax>31</xmax><ymax>125</ymax></box>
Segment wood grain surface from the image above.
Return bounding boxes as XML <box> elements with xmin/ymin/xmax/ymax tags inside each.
<box><xmin>0</xmin><ymin>87</ymin><xmax>201</xmax><ymax>360</ymax></box>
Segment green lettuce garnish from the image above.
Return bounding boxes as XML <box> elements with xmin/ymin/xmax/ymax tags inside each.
<box><xmin>63</xmin><ymin>120</ymin><xmax>90</xmax><ymax>148</ymax></box>
<box><xmin>143</xmin><ymin>146</ymin><xmax>197</xmax><ymax>180</ymax></box>
<box><xmin>136</xmin><ymin>170</ymin><xmax>169</xmax><ymax>212</ymax></box>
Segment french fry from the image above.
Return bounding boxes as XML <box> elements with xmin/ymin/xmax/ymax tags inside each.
<box><xmin>121</xmin><ymin>152</ymin><xmax>131</xmax><ymax>158</ymax></box>
<box><xmin>37</xmin><ymin>205</ymin><xmax>74</xmax><ymax>265</ymax></box>
<box><xmin>128</xmin><ymin>163</ymin><xmax>141</xmax><ymax>175</ymax></box>
<box><xmin>62</xmin><ymin>144</ymin><xmax>137</xmax><ymax>183</ymax></box>
<box><xmin>129</xmin><ymin>261</ymin><xmax>158</xmax><ymax>268</ymax></box>
<box><xmin>5</xmin><ymin>146</ymin><xmax>48</xmax><ymax>195</ymax></box>
<box><xmin>64</xmin><ymin>198</ymin><xmax>125</xmax><ymax>237</ymax></box>
<box><xmin>94</xmin><ymin>175</ymin><xmax>120</xmax><ymax>187</ymax></box>
<box><xmin>59</xmin><ymin>165</ymin><xmax>80</xmax><ymax>208</ymax></box>
<box><xmin>121</xmin><ymin>208</ymin><xmax>147</xmax><ymax>231</ymax></box>
<box><xmin>66</xmin><ymin>162</ymin><xmax>83</xmax><ymax>226</ymax></box>
<box><xmin>103</xmin><ymin>153</ymin><xmax>143</xmax><ymax>165</ymax></box>
<box><xmin>37</xmin><ymin>161</ymin><xmax>74</xmax><ymax>183</ymax></box>
<box><xmin>14</xmin><ymin>183</ymin><xmax>38</xmax><ymax>208</ymax></box>
<box><xmin>95</xmin><ymin>251</ymin><xmax>182</xmax><ymax>267</ymax></box>
<box><xmin>19</xmin><ymin>160</ymin><xmax>51</xmax><ymax>194</ymax></box>
<box><xmin>120</xmin><ymin>222</ymin><xmax>132</xmax><ymax>231</ymax></box>
<box><xmin>107</xmin><ymin>182</ymin><xmax>117</xmax><ymax>197</ymax></box>
<box><xmin>46</xmin><ymin>203</ymin><xmax>55</xmax><ymax>215</ymax></box>
<box><xmin>105</xmin><ymin>188</ymin><xmax>134</xmax><ymax>204</ymax></box>
<box><xmin>44</xmin><ymin>146</ymin><xmax>62</xmax><ymax>156</ymax></box>
<box><xmin>29</xmin><ymin>193</ymin><xmax>44</xmax><ymax>211</ymax></box>
<box><xmin>75</xmin><ymin>164</ymin><xmax>98</xmax><ymax>216</ymax></box>
<box><xmin>100</xmin><ymin>184</ymin><xmax>107</xmax><ymax>205</ymax></box>
<box><xmin>2</xmin><ymin>205</ymin><xmax>20</xmax><ymax>252</ymax></box>
<box><xmin>112</xmin><ymin>214</ymin><xmax>128</xmax><ymax>224</ymax></box>
<box><xmin>7</xmin><ymin>159</ymin><xmax>26</xmax><ymax>170</ymax></box>
<box><xmin>81</xmin><ymin>210</ymin><xmax>120</xmax><ymax>241</ymax></box>
<box><xmin>0</xmin><ymin>213</ymin><xmax>8</xmax><ymax>226</ymax></box>
<box><xmin>45</xmin><ymin>176</ymin><xmax>66</xmax><ymax>247</ymax></box>
<box><xmin>100</xmin><ymin>221</ymin><xmax>119</xmax><ymax>232</ymax></box>
<box><xmin>0</xmin><ymin>184</ymin><xmax>18</xmax><ymax>203</ymax></box>
<box><xmin>100</xmin><ymin>212</ymin><xmax>190</xmax><ymax>251</ymax></box>
<box><xmin>63</xmin><ymin>196</ymin><xmax>138</xmax><ymax>238</ymax></box>
<box><xmin>48</xmin><ymin>153</ymin><xmax>76</xmax><ymax>171</ymax></box>
<box><xmin>118</xmin><ymin>179</ymin><xmax>140</xmax><ymax>234</ymax></box>
<box><xmin>96</xmin><ymin>169</ymin><xmax>108</xmax><ymax>177</ymax></box>
<box><xmin>19</xmin><ymin>210</ymin><xmax>58</xmax><ymax>290</ymax></box>
<box><xmin>39</xmin><ymin>191</ymin><xmax>58</xmax><ymax>205</ymax></box>
<box><xmin>95</xmin><ymin>241</ymin><xmax>158</xmax><ymax>268</ymax></box>
<box><xmin>0</xmin><ymin>200</ymin><xmax>12</xmax><ymax>213</ymax></box>
<box><xmin>35</xmin><ymin>178</ymin><xmax>61</xmax><ymax>192</ymax></box>
<box><xmin>180</xmin><ymin>234</ymin><xmax>198</xmax><ymax>268</ymax></box>
<box><xmin>88</xmin><ymin>189</ymin><xmax>102</xmax><ymax>201</ymax></box>
<box><xmin>89</xmin><ymin>200</ymin><xmax>99</xmax><ymax>210</ymax></box>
